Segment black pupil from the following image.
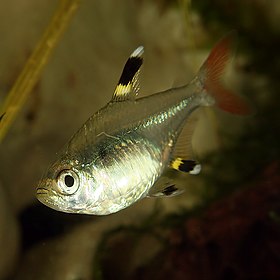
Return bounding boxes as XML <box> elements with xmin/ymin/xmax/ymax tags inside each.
<box><xmin>64</xmin><ymin>175</ymin><xmax>74</xmax><ymax>187</ymax></box>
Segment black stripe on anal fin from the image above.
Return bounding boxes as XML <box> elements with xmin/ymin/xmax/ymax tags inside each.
<box><xmin>112</xmin><ymin>46</ymin><xmax>144</xmax><ymax>102</ymax></box>
<box><xmin>171</xmin><ymin>158</ymin><xmax>201</xmax><ymax>175</ymax></box>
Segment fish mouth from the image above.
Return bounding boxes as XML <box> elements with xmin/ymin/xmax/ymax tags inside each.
<box><xmin>36</xmin><ymin>185</ymin><xmax>75</xmax><ymax>213</ymax></box>
<box><xmin>36</xmin><ymin>187</ymin><xmax>49</xmax><ymax>195</ymax></box>
<box><xmin>36</xmin><ymin>178</ymin><xmax>54</xmax><ymax>200</ymax></box>
<box><xmin>36</xmin><ymin>190</ymin><xmax>64</xmax><ymax>212</ymax></box>
<box><xmin>36</xmin><ymin>182</ymin><xmax>62</xmax><ymax>211</ymax></box>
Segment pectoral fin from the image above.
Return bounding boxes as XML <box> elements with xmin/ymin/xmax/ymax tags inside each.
<box><xmin>111</xmin><ymin>46</ymin><xmax>144</xmax><ymax>102</ymax></box>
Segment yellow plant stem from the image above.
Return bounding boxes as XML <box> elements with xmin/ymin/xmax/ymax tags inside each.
<box><xmin>0</xmin><ymin>0</ymin><xmax>81</xmax><ymax>142</ymax></box>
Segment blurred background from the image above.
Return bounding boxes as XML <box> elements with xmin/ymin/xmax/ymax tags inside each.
<box><xmin>0</xmin><ymin>0</ymin><xmax>279</xmax><ymax>279</ymax></box>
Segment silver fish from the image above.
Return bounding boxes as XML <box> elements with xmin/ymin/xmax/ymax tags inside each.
<box><xmin>36</xmin><ymin>34</ymin><xmax>250</xmax><ymax>215</ymax></box>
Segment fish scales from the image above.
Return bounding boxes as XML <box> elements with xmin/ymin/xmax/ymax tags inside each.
<box><xmin>88</xmin><ymin>133</ymin><xmax>162</xmax><ymax>214</ymax></box>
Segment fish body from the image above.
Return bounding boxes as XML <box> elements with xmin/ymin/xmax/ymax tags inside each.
<box><xmin>37</xmin><ymin>34</ymin><xmax>250</xmax><ymax>215</ymax></box>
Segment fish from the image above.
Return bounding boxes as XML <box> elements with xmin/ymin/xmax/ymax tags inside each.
<box><xmin>36</xmin><ymin>33</ymin><xmax>250</xmax><ymax>215</ymax></box>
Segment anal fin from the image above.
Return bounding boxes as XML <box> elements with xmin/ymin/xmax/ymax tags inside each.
<box><xmin>170</xmin><ymin>158</ymin><xmax>201</xmax><ymax>175</ymax></box>
<box><xmin>148</xmin><ymin>157</ymin><xmax>201</xmax><ymax>198</ymax></box>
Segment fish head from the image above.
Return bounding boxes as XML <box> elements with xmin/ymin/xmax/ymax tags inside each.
<box><xmin>36</xmin><ymin>156</ymin><xmax>100</xmax><ymax>214</ymax></box>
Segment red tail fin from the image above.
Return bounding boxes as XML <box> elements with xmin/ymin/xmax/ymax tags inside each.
<box><xmin>199</xmin><ymin>32</ymin><xmax>251</xmax><ymax>115</ymax></box>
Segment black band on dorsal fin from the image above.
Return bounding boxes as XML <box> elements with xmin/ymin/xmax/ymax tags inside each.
<box><xmin>112</xmin><ymin>46</ymin><xmax>144</xmax><ymax>102</ymax></box>
<box><xmin>118</xmin><ymin>56</ymin><xmax>142</xmax><ymax>86</ymax></box>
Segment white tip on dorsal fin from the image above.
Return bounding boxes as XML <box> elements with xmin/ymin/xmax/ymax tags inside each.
<box><xmin>131</xmin><ymin>46</ymin><xmax>144</xmax><ymax>57</ymax></box>
<box><xmin>111</xmin><ymin>46</ymin><xmax>144</xmax><ymax>102</ymax></box>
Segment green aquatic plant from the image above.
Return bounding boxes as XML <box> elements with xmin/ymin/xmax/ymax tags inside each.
<box><xmin>0</xmin><ymin>0</ymin><xmax>81</xmax><ymax>142</ymax></box>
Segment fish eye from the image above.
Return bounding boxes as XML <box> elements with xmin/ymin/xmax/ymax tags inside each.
<box><xmin>56</xmin><ymin>169</ymin><xmax>80</xmax><ymax>195</ymax></box>
<box><xmin>64</xmin><ymin>174</ymin><xmax>74</xmax><ymax>187</ymax></box>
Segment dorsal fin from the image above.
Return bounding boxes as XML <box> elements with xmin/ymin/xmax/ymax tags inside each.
<box><xmin>111</xmin><ymin>46</ymin><xmax>144</xmax><ymax>102</ymax></box>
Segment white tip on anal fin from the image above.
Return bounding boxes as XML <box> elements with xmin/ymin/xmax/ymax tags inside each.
<box><xmin>170</xmin><ymin>158</ymin><xmax>201</xmax><ymax>175</ymax></box>
<box><xmin>189</xmin><ymin>163</ymin><xmax>201</xmax><ymax>175</ymax></box>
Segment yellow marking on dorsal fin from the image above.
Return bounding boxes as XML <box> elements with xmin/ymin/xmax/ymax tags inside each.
<box><xmin>113</xmin><ymin>84</ymin><xmax>132</xmax><ymax>100</ymax></box>
<box><xmin>112</xmin><ymin>46</ymin><xmax>144</xmax><ymax>102</ymax></box>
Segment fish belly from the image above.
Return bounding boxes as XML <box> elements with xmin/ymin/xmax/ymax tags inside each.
<box><xmin>94</xmin><ymin>133</ymin><xmax>164</xmax><ymax>214</ymax></box>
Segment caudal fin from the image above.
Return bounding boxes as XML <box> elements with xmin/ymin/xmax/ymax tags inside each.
<box><xmin>198</xmin><ymin>32</ymin><xmax>251</xmax><ymax>115</ymax></box>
